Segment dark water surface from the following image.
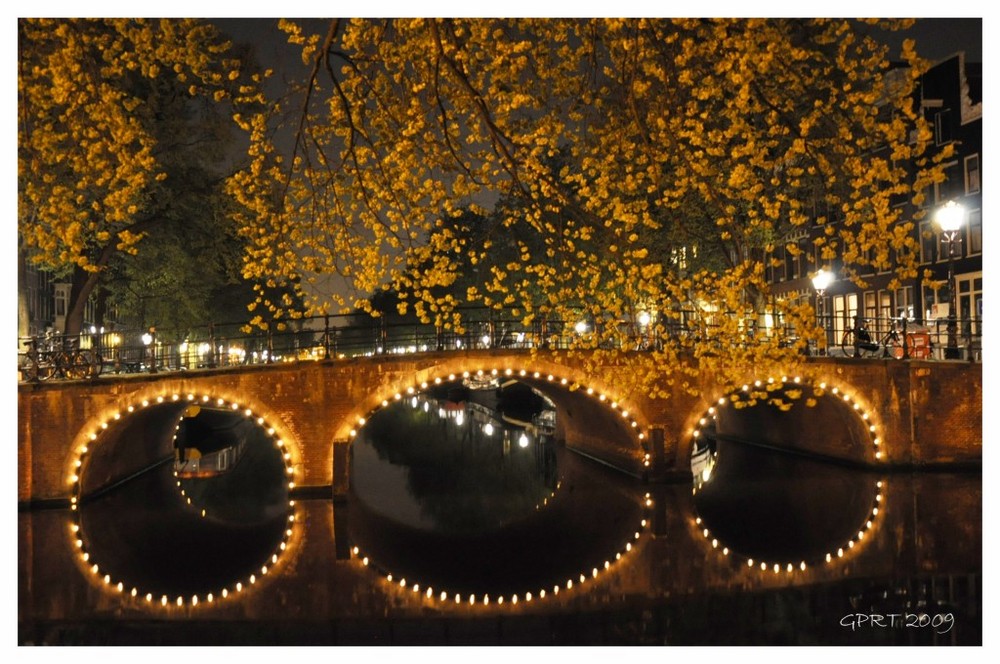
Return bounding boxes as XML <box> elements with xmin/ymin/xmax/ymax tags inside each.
<box><xmin>18</xmin><ymin>382</ymin><xmax>982</xmax><ymax>645</ymax></box>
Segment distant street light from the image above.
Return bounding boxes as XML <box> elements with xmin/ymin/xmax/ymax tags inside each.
<box><xmin>935</xmin><ymin>201</ymin><xmax>965</xmax><ymax>359</ymax></box>
<box><xmin>811</xmin><ymin>269</ymin><xmax>834</xmax><ymax>355</ymax></box>
<box><xmin>142</xmin><ymin>327</ymin><xmax>157</xmax><ymax>373</ymax></box>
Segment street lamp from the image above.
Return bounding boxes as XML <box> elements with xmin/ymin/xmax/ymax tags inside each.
<box><xmin>811</xmin><ymin>269</ymin><xmax>834</xmax><ymax>355</ymax></box>
<box><xmin>935</xmin><ymin>201</ymin><xmax>965</xmax><ymax>359</ymax></box>
<box><xmin>637</xmin><ymin>311</ymin><xmax>652</xmax><ymax>350</ymax></box>
<box><xmin>141</xmin><ymin>327</ymin><xmax>157</xmax><ymax>373</ymax></box>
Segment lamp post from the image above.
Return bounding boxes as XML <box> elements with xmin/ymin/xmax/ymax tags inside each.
<box><xmin>811</xmin><ymin>269</ymin><xmax>833</xmax><ymax>355</ymax></box>
<box><xmin>141</xmin><ymin>327</ymin><xmax>157</xmax><ymax>373</ymax></box>
<box><xmin>637</xmin><ymin>311</ymin><xmax>651</xmax><ymax>350</ymax></box>
<box><xmin>935</xmin><ymin>201</ymin><xmax>965</xmax><ymax>359</ymax></box>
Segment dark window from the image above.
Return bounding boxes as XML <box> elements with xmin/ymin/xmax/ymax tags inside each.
<box><xmin>934</xmin><ymin>109</ymin><xmax>953</xmax><ymax>145</ymax></box>
<box><xmin>965</xmin><ymin>154</ymin><xmax>980</xmax><ymax>194</ymax></box>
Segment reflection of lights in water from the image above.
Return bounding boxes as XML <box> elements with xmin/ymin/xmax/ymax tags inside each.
<box><xmin>483</xmin><ymin>422</ymin><xmax>494</xmax><ymax>436</ymax></box>
<box><xmin>411</xmin><ymin>396</ymin><xmax>418</xmax><ymax>408</ymax></box>
<box><xmin>423</xmin><ymin>402</ymin><xmax>429</xmax><ymax>413</ymax></box>
<box><xmin>438</xmin><ymin>408</ymin><xmax>446</xmax><ymax>418</ymax></box>
<box><xmin>351</xmin><ymin>492</ymin><xmax>655</xmax><ymax>609</ymax></box>
<box><xmin>689</xmin><ymin>375</ymin><xmax>886</xmax><ymax>574</ymax></box>
<box><xmin>518</xmin><ymin>433</ymin><xmax>529</xmax><ymax>448</ymax></box>
<box><xmin>456</xmin><ymin>411</ymin><xmax>464</xmax><ymax>426</ymax></box>
<box><xmin>694</xmin><ymin>479</ymin><xmax>886</xmax><ymax>575</ymax></box>
<box><xmin>691</xmin><ymin>445</ymin><xmax>716</xmax><ymax>488</ymax></box>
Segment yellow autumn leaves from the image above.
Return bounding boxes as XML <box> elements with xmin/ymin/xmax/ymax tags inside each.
<box><xmin>19</xmin><ymin>19</ymin><xmax>264</xmax><ymax>275</ymax></box>
<box><xmin>20</xmin><ymin>18</ymin><xmax>949</xmax><ymax>405</ymax></box>
<box><xmin>225</xmin><ymin>18</ymin><xmax>947</xmax><ymax>401</ymax></box>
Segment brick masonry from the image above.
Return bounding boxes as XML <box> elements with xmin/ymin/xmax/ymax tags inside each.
<box><xmin>17</xmin><ymin>352</ymin><xmax>982</xmax><ymax>503</ymax></box>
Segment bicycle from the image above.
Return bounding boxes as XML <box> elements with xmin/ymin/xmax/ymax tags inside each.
<box><xmin>19</xmin><ymin>335</ymin><xmax>56</xmax><ymax>382</ymax></box>
<box><xmin>841</xmin><ymin>316</ymin><xmax>905</xmax><ymax>359</ymax></box>
<box><xmin>18</xmin><ymin>332</ymin><xmax>104</xmax><ymax>381</ymax></box>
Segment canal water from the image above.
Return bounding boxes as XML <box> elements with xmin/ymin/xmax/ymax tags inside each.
<box><xmin>18</xmin><ymin>380</ymin><xmax>982</xmax><ymax>645</ymax></box>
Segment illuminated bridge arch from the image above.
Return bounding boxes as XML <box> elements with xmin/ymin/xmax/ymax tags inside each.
<box><xmin>337</xmin><ymin>356</ymin><xmax>655</xmax><ymax>477</ymax></box>
<box><xmin>68</xmin><ymin>387</ymin><xmax>305</xmax><ymax>502</ymax></box>
<box><xmin>682</xmin><ymin>373</ymin><xmax>884</xmax><ymax>467</ymax></box>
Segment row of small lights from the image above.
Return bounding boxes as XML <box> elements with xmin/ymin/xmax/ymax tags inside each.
<box><xmin>348</xmin><ymin>493</ymin><xmax>655</xmax><ymax>608</ymax></box>
<box><xmin>690</xmin><ymin>375</ymin><xmax>883</xmax><ymax>461</ymax></box>
<box><xmin>535</xmin><ymin>481</ymin><xmax>562</xmax><ymax>512</ymax></box>
<box><xmin>346</xmin><ymin>368</ymin><xmax>651</xmax><ymax>468</ymax></box>
<box><xmin>67</xmin><ymin>392</ymin><xmax>301</xmax><ymax>609</ymax></box>
<box><xmin>689</xmin><ymin>375</ymin><xmax>886</xmax><ymax>574</ymax></box>
<box><xmin>692</xmin><ymin>480</ymin><xmax>886</xmax><ymax>575</ymax></box>
<box><xmin>172</xmin><ymin>410</ymin><xmax>208</xmax><ymax>518</ymax></box>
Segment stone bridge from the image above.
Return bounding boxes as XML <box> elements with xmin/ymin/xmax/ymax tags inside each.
<box><xmin>18</xmin><ymin>350</ymin><xmax>981</xmax><ymax>505</ymax></box>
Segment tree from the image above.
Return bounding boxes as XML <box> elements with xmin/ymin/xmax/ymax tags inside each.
<box><xmin>229</xmin><ymin>18</ymin><xmax>950</xmax><ymax>397</ymax></box>
<box><xmin>18</xmin><ymin>18</ymin><xmax>266</xmax><ymax>336</ymax></box>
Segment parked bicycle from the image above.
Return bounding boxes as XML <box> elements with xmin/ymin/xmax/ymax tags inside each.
<box><xmin>841</xmin><ymin>315</ymin><xmax>905</xmax><ymax>359</ymax></box>
<box><xmin>18</xmin><ymin>332</ymin><xmax>104</xmax><ymax>381</ymax></box>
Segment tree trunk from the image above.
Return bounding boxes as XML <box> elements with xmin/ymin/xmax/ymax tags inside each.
<box><xmin>63</xmin><ymin>264</ymin><xmax>99</xmax><ymax>337</ymax></box>
<box><xmin>62</xmin><ymin>241</ymin><xmax>119</xmax><ymax>336</ymax></box>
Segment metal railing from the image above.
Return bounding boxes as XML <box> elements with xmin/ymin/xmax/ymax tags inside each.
<box><xmin>17</xmin><ymin>308</ymin><xmax>982</xmax><ymax>383</ymax></box>
<box><xmin>814</xmin><ymin>313</ymin><xmax>982</xmax><ymax>362</ymax></box>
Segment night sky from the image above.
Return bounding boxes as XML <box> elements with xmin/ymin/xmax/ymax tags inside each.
<box><xmin>213</xmin><ymin>17</ymin><xmax>983</xmax><ymax>76</ymax></box>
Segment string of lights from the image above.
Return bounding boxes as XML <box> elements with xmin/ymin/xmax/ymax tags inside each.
<box><xmin>345</xmin><ymin>366</ymin><xmax>650</xmax><ymax>468</ymax></box>
<box><xmin>67</xmin><ymin>393</ymin><xmax>301</xmax><ymax>610</ymax></box>
<box><xmin>688</xmin><ymin>374</ymin><xmax>886</xmax><ymax>574</ymax></box>
<box><xmin>348</xmin><ymin>493</ymin><xmax>653</xmax><ymax>608</ymax></box>
<box><xmin>65</xmin><ymin>367</ymin><xmax>652</xmax><ymax>610</ymax></box>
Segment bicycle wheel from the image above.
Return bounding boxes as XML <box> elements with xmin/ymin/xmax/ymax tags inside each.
<box><xmin>61</xmin><ymin>351</ymin><xmax>90</xmax><ymax>380</ymax></box>
<box><xmin>887</xmin><ymin>333</ymin><xmax>905</xmax><ymax>359</ymax></box>
<box><xmin>841</xmin><ymin>330</ymin><xmax>859</xmax><ymax>357</ymax></box>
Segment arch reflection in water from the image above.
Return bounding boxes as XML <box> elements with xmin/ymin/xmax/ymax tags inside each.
<box><xmin>691</xmin><ymin>415</ymin><xmax>883</xmax><ymax>572</ymax></box>
<box><xmin>71</xmin><ymin>396</ymin><xmax>296</xmax><ymax>606</ymax></box>
<box><xmin>349</xmin><ymin>380</ymin><xmax>646</xmax><ymax>600</ymax></box>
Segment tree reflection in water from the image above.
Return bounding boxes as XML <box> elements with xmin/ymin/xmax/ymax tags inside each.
<box><xmin>352</xmin><ymin>383</ymin><xmax>557</xmax><ymax>534</ymax></box>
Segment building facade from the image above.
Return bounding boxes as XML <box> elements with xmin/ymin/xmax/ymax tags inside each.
<box><xmin>768</xmin><ymin>53</ymin><xmax>982</xmax><ymax>359</ymax></box>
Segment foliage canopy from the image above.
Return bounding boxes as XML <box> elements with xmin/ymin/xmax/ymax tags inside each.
<box><xmin>229</xmin><ymin>18</ymin><xmax>949</xmax><ymax>397</ymax></box>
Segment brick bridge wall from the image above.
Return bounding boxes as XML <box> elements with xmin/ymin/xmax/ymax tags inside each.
<box><xmin>17</xmin><ymin>352</ymin><xmax>981</xmax><ymax>504</ymax></box>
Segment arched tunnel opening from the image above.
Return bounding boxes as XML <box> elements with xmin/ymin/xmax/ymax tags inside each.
<box><xmin>347</xmin><ymin>376</ymin><xmax>648</xmax><ymax>597</ymax></box>
<box><xmin>688</xmin><ymin>382</ymin><xmax>884</xmax><ymax>568</ymax></box>
<box><xmin>709</xmin><ymin>381</ymin><xmax>877</xmax><ymax>464</ymax></box>
<box><xmin>74</xmin><ymin>401</ymin><xmax>291</xmax><ymax>598</ymax></box>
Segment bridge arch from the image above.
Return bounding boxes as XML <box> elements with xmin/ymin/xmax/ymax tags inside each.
<box><xmin>335</xmin><ymin>356</ymin><xmax>656</xmax><ymax>477</ymax></box>
<box><xmin>69</xmin><ymin>387</ymin><xmax>307</xmax><ymax>499</ymax></box>
<box><xmin>682</xmin><ymin>373</ymin><xmax>885</xmax><ymax>469</ymax></box>
<box><xmin>65</xmin><ymin>387</ymin><xmax>305</xmax><ymax>611</ymax></box>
